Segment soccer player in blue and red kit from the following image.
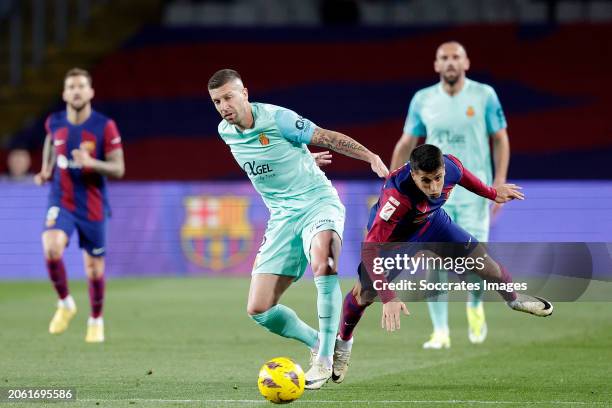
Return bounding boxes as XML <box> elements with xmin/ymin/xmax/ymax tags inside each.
<box><xmin>330</xmin><ymin>144</ymin><xmax>553</xmax><ymax>382</ymax></box>
<box><xmin>34</xmin><ymin>68</ymin><xmax>125</xmax><ymax>343</ymax></box>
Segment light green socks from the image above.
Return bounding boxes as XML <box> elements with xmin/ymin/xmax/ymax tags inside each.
<box><xmin>249</xmin><ymin>275</ymin><xmax>342</xmax><ymax>357</ymax></box>
<box><xmin>314</xmin><ymin>274</ymin><xmax>342</xmax><ymax>358</ymax></box>
<box><xmin>250</xmin><ymin>304</ymin><xmax>318</xmax><ymax>349</ymax></box>
<box><xmin>427</xmin><ymin>270</ymin><xmax>485</xmax><ymax>332</ymax></box>
<box><xmin>427</xmin><ymin>269</ymin><xmax>449</xmax><ymax>332</ymax></box>
<box><xmin>467</xmin><ymin>273</ymin><xmax>484</xmax><ymax>308</ymax></box>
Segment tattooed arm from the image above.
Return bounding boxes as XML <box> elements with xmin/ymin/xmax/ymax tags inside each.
<box><xmin>311</xmin><ymin>127</ymin><xmax>368</xmax><ymax>160</ymax></box>
<box><xmin>310</xmin><ymin>127</ymin><xmax>389</xmax><ymax>178</ymax></box>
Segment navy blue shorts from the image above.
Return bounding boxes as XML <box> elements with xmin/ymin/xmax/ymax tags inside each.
<box><xmin>409</xmin><ymin>208</ymin><xmax>477</xmax><ymax>246</ymax></box>
<box><xmin>358</xmin><ymin>209</ymin><xmax>479</xmax><ymax>287</ymax></box>
<box><xmin>44</xmin><ymin>206</ymin><xmax>106</xmax><ymax>257</ymax></box>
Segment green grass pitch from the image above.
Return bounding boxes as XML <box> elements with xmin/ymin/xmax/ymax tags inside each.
<box><xmin>1</xmin><ymin>277</ymin><xmax>611</xmax><ymax>407</ymax></box>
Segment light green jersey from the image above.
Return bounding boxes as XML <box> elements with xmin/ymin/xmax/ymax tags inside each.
<box><xmin>404</xmin><ymin>78</ymin><xmax>507</xmax><ymax>205</ymax></box>
<box><xmin>218</xmin><ymin>102</ymin><xmax>339</xmax><ymax>213</ymax></box>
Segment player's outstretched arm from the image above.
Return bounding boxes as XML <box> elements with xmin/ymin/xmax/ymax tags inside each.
<box><xmin>491</xmin><ymin>129</ymin><xmax>510</xmax><ymax>187</ymax></box>
<box><xmin>491</xmin><ymin>129</ymin><xmax>511</xmax><ymax>216</ymax></box>
<box><xmin>310</xmin><ymin>127</ymin><xmax>389</xmax><ymax>178</ymax></box>
<box><xmin>34</xmin><ymin>134</ymin><xmax>55</xmax><ymax>186</ymax></box>
<box><xmin>455</xmin><ymin>159</ymin><xmax>524</xmax><ymax>202</ymax></box>
<box><xmin>494</xmin><ymin>183</ymin><xmax>524</xmax><ymax>203</ymax></box>
<box><xmin>71</xmin><ymin>148</ymin><xmax>125</xmax><ymax>179</ymax></box>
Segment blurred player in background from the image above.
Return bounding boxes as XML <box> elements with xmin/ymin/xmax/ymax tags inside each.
<box><xmin>208</xmin><ymin>69</ymin><xmax>388</xmax><ymax>389</ymax></box>
<box><xmin>34</xmin><ymin>68</ymin><xmax>125</xmax><ymax>343</ymax></box>
<box><xmin>1</xmin><ymin>148</ymin><xmax>33</xmax><ymax>182</ymax></box>
<box><xmin>390</xmin><ymin>42</ymin><xmax>510</xmax><ymax>349</ymax></box>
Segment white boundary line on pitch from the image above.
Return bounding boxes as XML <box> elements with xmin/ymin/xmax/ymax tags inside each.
<box><xmin>79</xmin><ymin>399</ymin><xmax>607</xmax><ymax>405</ymax></box>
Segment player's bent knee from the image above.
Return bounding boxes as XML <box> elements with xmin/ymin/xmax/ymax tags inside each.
<box><xmin>356</xmin><ymin>289</ymin><xmax>376</xmax><ymax>306</ymax></box>
<box><xmin>43</xmin><ymin>244</ymin><xmax>65</xmax><ymax>260</ymax></box>
<box><xmin>247</xmin><ymin>302</ymin><xmax>274</xmax><ymax>317</ymax></box>
<box><xmin>84</xmin><ymin>258</ymin><xmax>105</xmax><ymax>279</ymax></box>
<box><xmin>311</xmin><ymin>258</ymin><xmax>336</xmax><ymax>277</ymax></box>
<box><xmin>44</xmin><ymin>248</ymin><xmax>63</xmax><ymax>260</ymax></box>
<box><xmin>352</xmin><ymin>282</ymin><xmax>374</xmax><ymax>305</ymax></box>
<box><xmin>477</xmin><ymin>257</ymin><xmax>501</xmax><ymax>279</ymax></box>
<box><xmin>310</xmin><ymin>256</ymin><xmax>336</xmax><ymax>276</ymax></box>
<box><xmin>42</xmin><ymin>231</ymin><xmax>67</xmax><ymax>260</ymax></box>
<box><xmin>86</xmin><ymin>269</ymin><xmax>104</xmax><ymax>280</ymax></box>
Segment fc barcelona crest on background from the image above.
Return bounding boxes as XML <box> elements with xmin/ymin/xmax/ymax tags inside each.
<box><xmin>181</xmin><ymin>196</ymin><xmax>253</xmax><ymax>270</ymax></box>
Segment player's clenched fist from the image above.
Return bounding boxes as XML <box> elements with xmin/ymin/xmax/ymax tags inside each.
<box><xmin>494</xmin><ymin>183</ymin><xmax>525</xmax><ymax>203</ymax></box>
<box><xmin>71</xmin><ymin>149</ymin><xmax>95</xmax><ymax>168</ymax></box>
<box><xmin>34</xmin><ymin>170</ymin><xmax>52</xmax><ymax>186</ymax></box>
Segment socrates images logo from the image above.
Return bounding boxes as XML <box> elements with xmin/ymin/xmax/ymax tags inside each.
<box><xmin>181</xmin><ymin>196</ymin><xmax>254</xmax><ymax>270</ymax></box>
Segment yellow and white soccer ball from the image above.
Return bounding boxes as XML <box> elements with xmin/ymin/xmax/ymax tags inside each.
<box><xmin>257</xmin><ymin>357</ymin><xmax>305</xmax><ymax>404</ymax></box>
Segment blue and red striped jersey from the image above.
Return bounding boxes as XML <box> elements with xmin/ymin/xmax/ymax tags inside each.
<box><xmin>365</xmin><ymin>155</ymin><xmax>496</xmax><ymax>243</ymax></box>
<box><xmin>45</xmin><ymin>110</ymin><xmax>122</xmax><ymax>221</ymax></box>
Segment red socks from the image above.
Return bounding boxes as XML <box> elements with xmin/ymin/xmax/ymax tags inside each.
<box><xmin>338</xmin><ymin>291</ymin><xmax>368</xmax><ymax>341</ymax></box>
<box><xmin>88</xmin><ymin>276</ymin><xmax>105</xmax><ymax>318</ymax></box>
<box><xmin>46</xmin><ymin>258</ymin><xmax>69</xmax><ymax>299</ymax></box>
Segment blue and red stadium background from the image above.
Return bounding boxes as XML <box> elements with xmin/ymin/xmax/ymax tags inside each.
<box><xmin>2</xmin><ymin>180</ymin><xmax>611</xmax><ymax>279</ymax></box>
<box><xmin>1</xmin><ymin>24</ymin><xmax>611</xmax><ymax>280</ymax></box>
<box><xmin>6</xmin><ymin>24</ymin><xmax>612</xmax><ymax>179</ymax></box>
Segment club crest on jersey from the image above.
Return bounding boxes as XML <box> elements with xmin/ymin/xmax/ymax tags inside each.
<box><xmin>258</xmin><ymin>133</ymin><xmax>269</xmax><ymax>146</ymax></box>
<box><xmin>181</xmin><ymin>196</ymin><xmax>253</xmax><ymax>270</ymax></box>
<box><xmin>80</xmin><ymin>141</ymin><xmax>96</xmax><ymax>152</ymax></box>
<box><xmin>413</xmin><ymin>201</ymin><xmax>430</xmax><ymax>223</ymax></box>
<box><xmin>466</xmin><ymin>106</ymin><xmax>475</xmax><ymax>117</ymax></box>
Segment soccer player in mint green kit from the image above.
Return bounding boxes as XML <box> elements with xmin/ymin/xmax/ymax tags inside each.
<box><xmin>390</xmin><ymin>42</ymin><xmax>511</xmax><ymax>348</ymax></box>
<box><xmin>208</xmin><ymin>69</ymin><xmax>389</xmax><ymax>389</ymax></box>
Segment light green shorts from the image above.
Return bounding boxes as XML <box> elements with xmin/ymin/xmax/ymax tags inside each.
<box><xmin>252</xmin><ymin>199</ymin><xmax>345</xmax><ymax>281</ymax></box>
<box><xmin>430</xmin><ymin>198</ymin><xmax>490</xmax><ymax>289</ymax></box>
<box><xmin>445</xmin><ymin>197</ymin><xmax>490</xmax><ymax>242</ymax></box>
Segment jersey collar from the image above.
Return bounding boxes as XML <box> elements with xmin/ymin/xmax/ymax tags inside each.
<box><xmin>438</xmin><ymin>77</ymin><xmax>471</xmax><ymax>97</ymax></box>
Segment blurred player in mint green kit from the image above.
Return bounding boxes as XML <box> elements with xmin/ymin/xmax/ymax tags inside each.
<box><xmin>391</xmin><ymin>42</ymin><xmax>510</xmax><ymax>348</ymax></box>
<box><xmin>208</xmin><ymin>69</ymin><xmax>389</xmax><ymax>389</ymax></box>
